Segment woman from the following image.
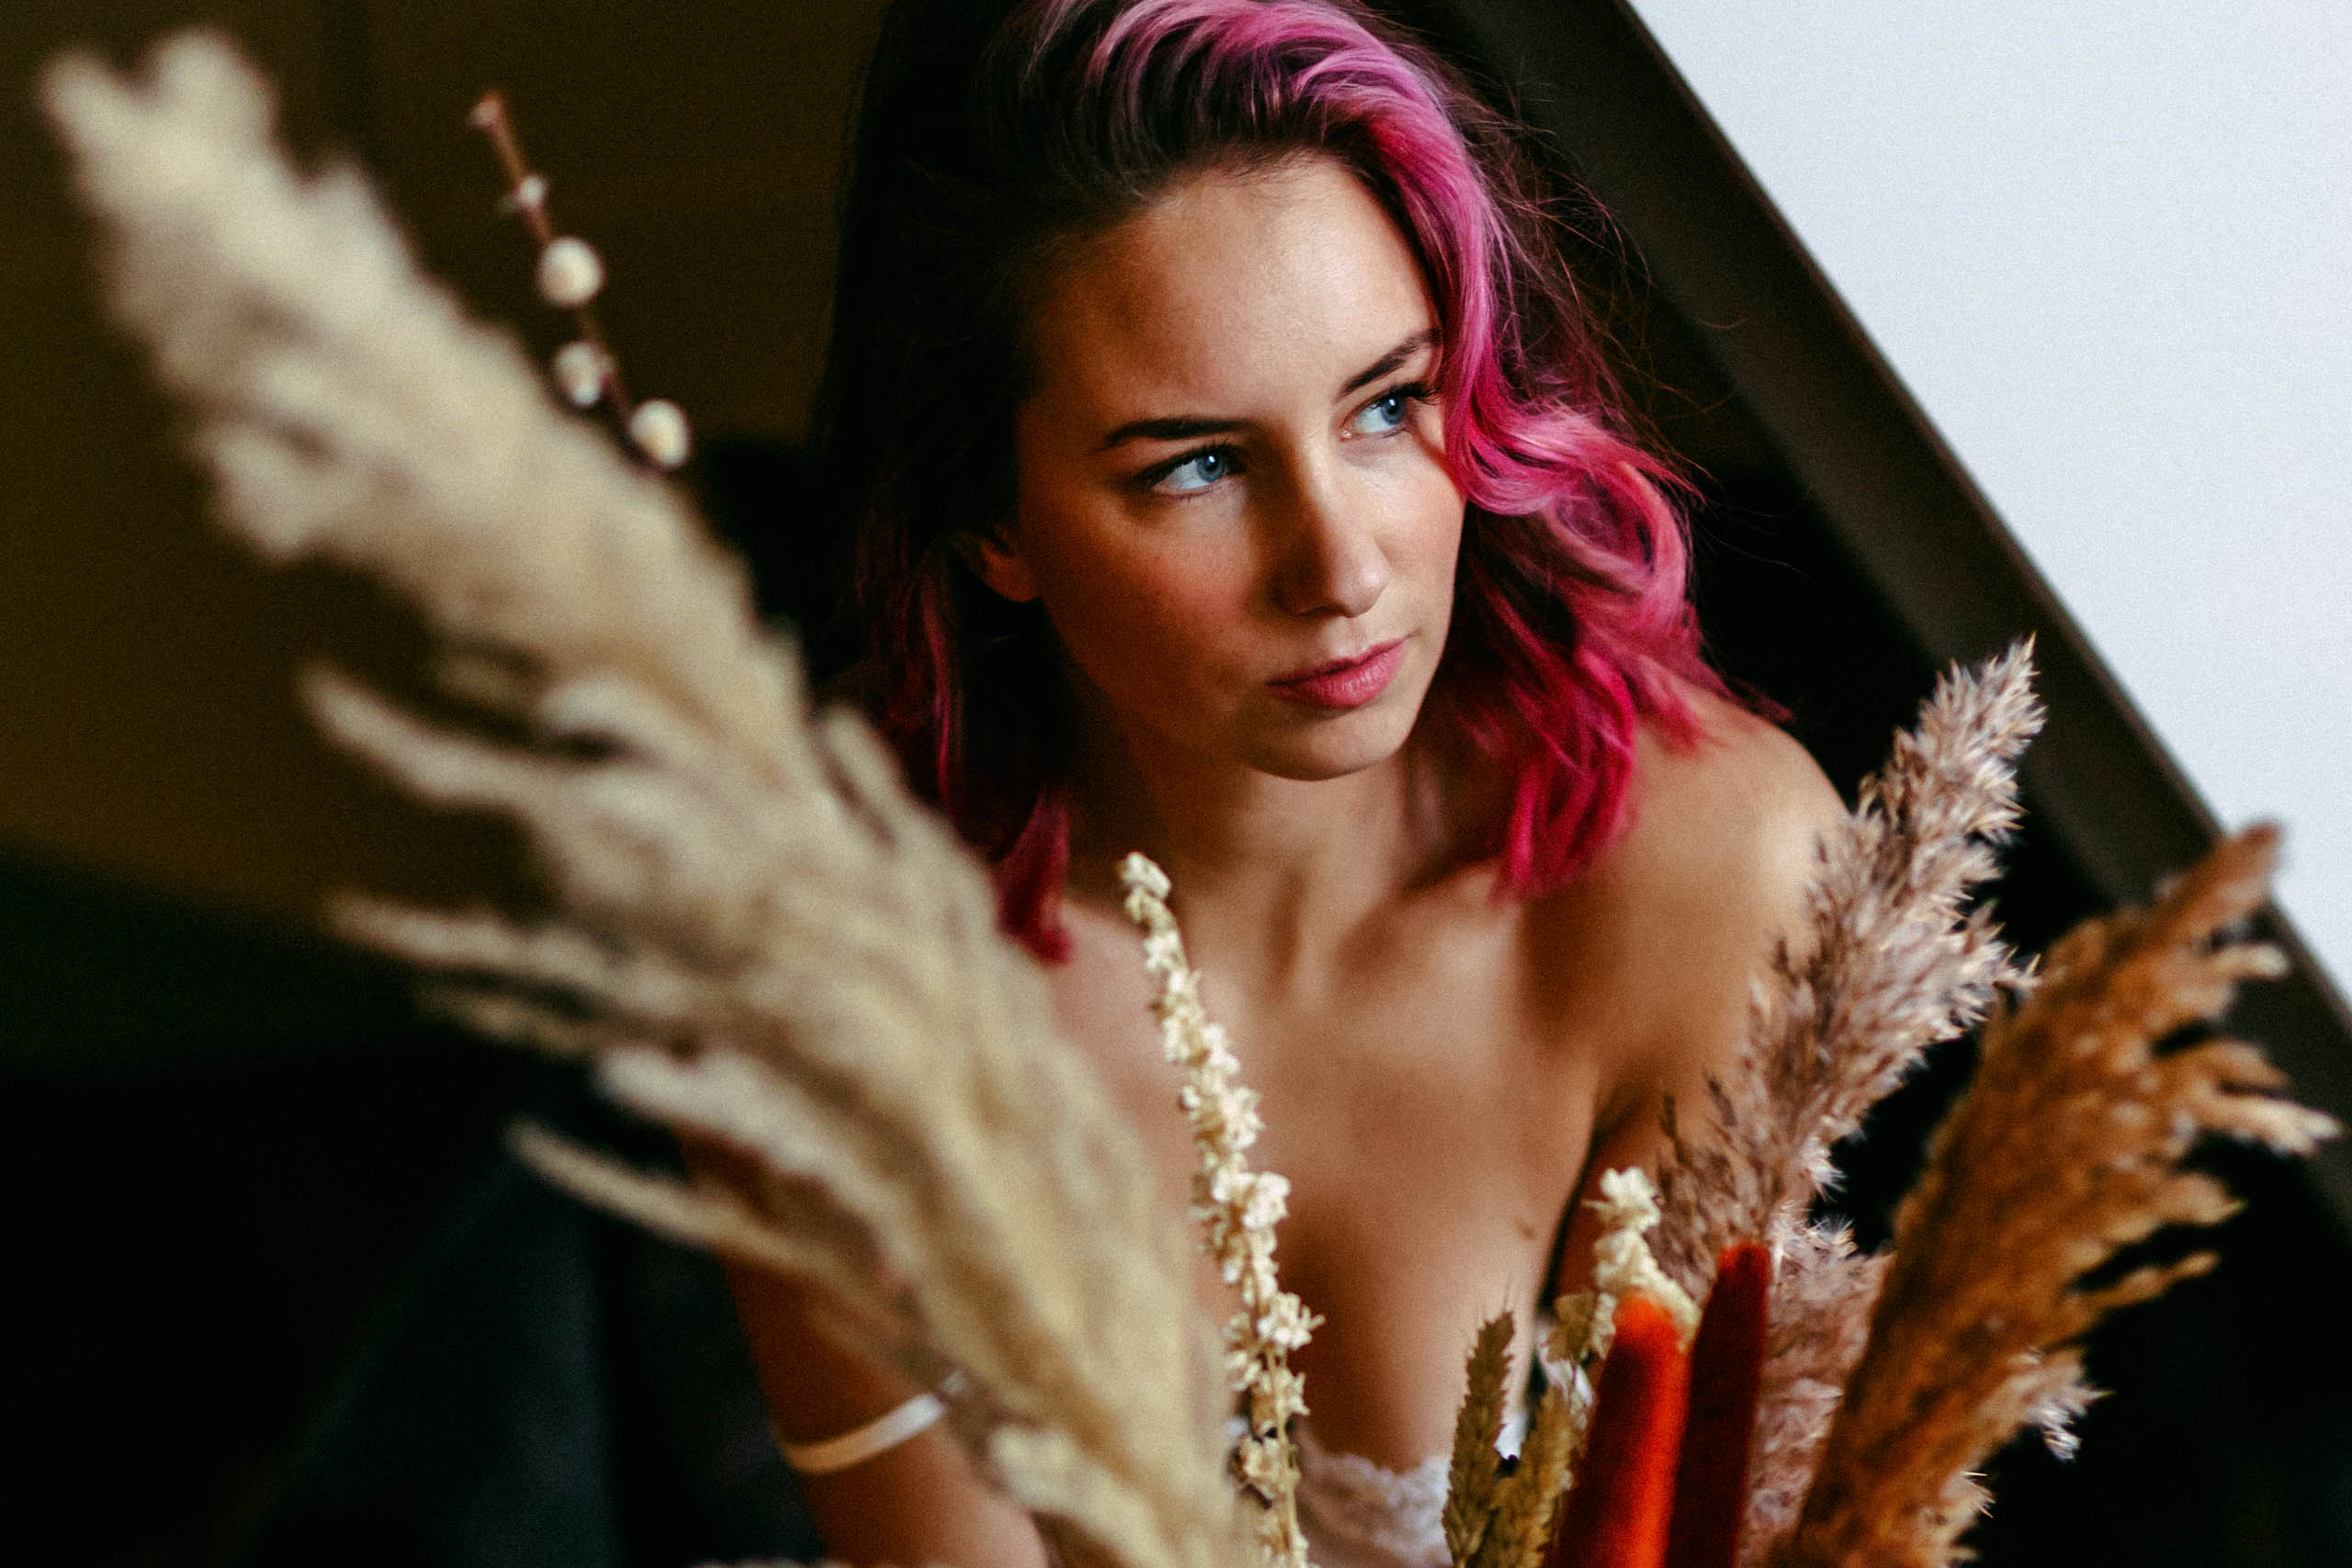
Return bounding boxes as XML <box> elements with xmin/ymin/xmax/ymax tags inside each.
<box><xmin>729</xmin><ymin>1</ymin><xmax>1842</xmax><ymax>1562</ymax></box>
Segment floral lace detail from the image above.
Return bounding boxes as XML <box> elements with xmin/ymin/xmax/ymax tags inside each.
<box><xmin>1291</xmin><ymin>1423</ymin><xmax>1452</xmax><ymax>1568</ymax></box>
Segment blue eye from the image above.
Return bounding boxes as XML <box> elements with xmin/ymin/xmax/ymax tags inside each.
<box><xmin>1352</xmin><ymin>393</ymin><xmax>1407</xmax><ymax>434</ymax></box>
<box><xmin>1350</xmin><ymin>384</ymin><xmax>1427</xmax><ymax>437</ymax></box>
<box><xmin>1152</xmin><ymin>447</ymin><xmax>1238</xmax><ymax>494</ymax></box>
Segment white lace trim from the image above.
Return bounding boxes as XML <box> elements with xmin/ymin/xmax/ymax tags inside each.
<box><xmin>1292</xmin><ymin>1423</ymin><xmax>1453</xmax><ymax>1568</ymax></box>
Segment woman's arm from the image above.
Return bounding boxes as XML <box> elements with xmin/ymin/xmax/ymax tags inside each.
<box><xmin>680</xmin><ymin>1128</ymin><xmax>1050</xmax><ymax>1568</ymax></box>
<box><xmin>723</xmin><ymin>1265</ymin><xmax>1052</xmax><ymax>1568</ymax></box>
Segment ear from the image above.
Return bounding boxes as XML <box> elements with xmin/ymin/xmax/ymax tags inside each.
<box><xmin>954</xmin><ymin>529</ymin><xmax>1041</xmax><ymax>604</ymax></box>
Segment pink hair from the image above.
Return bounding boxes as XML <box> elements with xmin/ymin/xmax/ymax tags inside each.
<box><xmin>826</xmin><ymin>0</ymin><xmax>1718</xmax><ymax>961</ymax></box>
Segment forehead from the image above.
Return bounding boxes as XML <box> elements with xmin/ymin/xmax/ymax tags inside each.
<box><xmin>1025</xmin><ymin>156</ymin><xmax>1436</xmax><ymax>424</ymax></box>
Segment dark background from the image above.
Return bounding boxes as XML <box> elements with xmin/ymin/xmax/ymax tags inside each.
<box><xmin>6</xmin><ymin>2</ymin><xmax>2349</xmax><ymax>1564</ymax></box>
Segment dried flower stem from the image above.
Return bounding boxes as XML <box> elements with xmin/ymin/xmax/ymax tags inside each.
<box><xmin>1120</xmin><ymin>852</ymin><xmax>1318</xmax><ymax>1568</ymax></box>
<box><xmin>468</xmin><ymin>90</ymin><xmax>688</xmax><ymax>468</ymax></box>
<box><xmin>1782</xmin><ymin>826</ymin><xmax>2336</xmax><ymax>1568</ymax></box>
<box><xmin>469</xmin><ymin>95</ymin><xmax>633</xmax><ymax>416</ymax></box>
<box><xmin>1655</xmin><ymin>644</ymin><xmax>2044</xmax><ymax>1284</ymax></box>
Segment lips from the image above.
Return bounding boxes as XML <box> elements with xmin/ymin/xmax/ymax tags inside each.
<box><xmin>1266</xmin><ymin>638</ymin><xmax>1406</xmax><ymax>711</ymax></box>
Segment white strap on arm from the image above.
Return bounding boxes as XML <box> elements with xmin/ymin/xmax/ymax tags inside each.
<box><xmin>775</xmin><ymin>1388</ymin><xmax>949</xmax><ymax>1476</ymax></box>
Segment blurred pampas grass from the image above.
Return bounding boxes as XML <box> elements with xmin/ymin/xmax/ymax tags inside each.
<box><xmin>45</xmin><ymin>32</ymin><xmax>1243</xmax><ymax>1568</ymax></box>
<box><xmin>1781</xmin><ymin>825</ymin><xmax>2335</xmax><ymax>1567</ymax></box>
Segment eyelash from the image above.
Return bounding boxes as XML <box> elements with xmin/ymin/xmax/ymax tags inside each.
<box><xmin>1354</xmin><ymin>380</ymin><xmax>1434</xmax><ymax>435</ymax></box>
<box><xmin>1136</xmin><ymin>379</ymin><xmax>1435</xmax><ymax>498</ymax></box>
<box><xmin>1141</xmin><ymin>443</ymin><xmax>1245</xmax><ymax>497</ymax></box>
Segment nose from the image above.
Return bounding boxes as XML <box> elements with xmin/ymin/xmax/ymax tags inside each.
<box><xmin>1271</xmin><ymin>460</ymin><xmax>1390</xmax><ymax>619</ymax></box>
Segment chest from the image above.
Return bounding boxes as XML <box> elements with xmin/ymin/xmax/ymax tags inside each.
<box><xmin>1045</xmin><ymin>896</ymin><xmax>1614</xmax><ymax>1462</ymax></box>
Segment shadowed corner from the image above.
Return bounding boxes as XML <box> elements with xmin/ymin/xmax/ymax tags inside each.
<box><xmin>0</xmin><ymin>840</ymin><xmax>824</xmax><ymax>1568</ymax></box>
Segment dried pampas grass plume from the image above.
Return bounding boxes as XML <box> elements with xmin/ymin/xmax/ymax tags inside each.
<box><xmin>1650</xmin><ymin>645</ymin><xmax>2042</xmax><ymax>1562</ymax></box>
<box><xmin>47</xmin><ymin>32</ymin><xmax>1243</xmax><ymax>1568</ymax></box>
<box><xmin>1734</xmin><ymin>1226</ymin><xmax>1880</xmax><ymax>1565</ymax></box>
<box><xmin>1781</xmin><ymin>826</ymin><xmax>2336</xmax><ymax>1568</ymax></box>
<box><xmin>1654</xmin><ymin>643</ymin><xmax>2043</xmax><ymax>1279</ymax></box>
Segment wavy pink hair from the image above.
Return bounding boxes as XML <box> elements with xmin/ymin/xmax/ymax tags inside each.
<box><xmin>818</xmin><ymin>0</ymin><xmax>1718</xmax><ymax>961</ymax></box>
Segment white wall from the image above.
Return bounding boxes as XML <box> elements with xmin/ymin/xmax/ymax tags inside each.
<box><xmin>1629</xmin><ymin>1</ymin><xmax>2352</xmax><ymax>993</ymax></box>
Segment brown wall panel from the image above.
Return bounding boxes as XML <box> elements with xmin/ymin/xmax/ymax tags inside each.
<box><xmin>2</xmin><ymin>2</ymin><xmax>879</xmax><ymax>931</ymax></box>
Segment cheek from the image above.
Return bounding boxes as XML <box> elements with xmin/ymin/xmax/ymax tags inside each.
<box><xmin>1020</xmin><ymin>510</ymin><xmax>1262</xmax><ymax>696</ymax></box>
<box><xmin>1421</xmin><ymin>474</ymin><xmax>1469</xmax><ymax>569</ymax></box>
<box><xmin>1382</xmin><ymin>452</ymin><xmax>1468</xmax><ymax>597</ymax></box>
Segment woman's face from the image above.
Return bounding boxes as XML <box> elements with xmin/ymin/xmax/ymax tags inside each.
<box><xmin>986</xmin><ymin>153</ymin><xmax>1464</xmax><ymax>783</ymax></box>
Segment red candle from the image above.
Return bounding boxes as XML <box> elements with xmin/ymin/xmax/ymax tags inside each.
<box><xmin>1665</xmin><ymin>1243</ymin><xmax>1772</xmax><ymax>1568</ymax></box>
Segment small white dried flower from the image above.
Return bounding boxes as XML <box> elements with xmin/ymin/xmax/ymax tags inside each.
<box><xmin>1549</xmin><ymin>1168</ymin><xmax>1699</xmax><ymax>1380</ymax></box>
<box><xmin>1121</xmin><ymin>852</ymin><xmax>1318</xmax><ymax>1568</ymax></box>
<box><xmin>628</xmin><ymin>398</ymin><xmax>692</xmax><ymax>470</ymax></box>
<box><xmin>551</xmin><ymin>340</ymin><xmax>607</xmax><ymax>408</ymax></box>
<box><xmin>501</xmin><ymin>170</ymin><xmax>548</xmax><ymax>213</ymax></box>
<box><xmin>536</xmin><ymin>234</ymin><xmax>605</xmax><ymax>307</ymax></box>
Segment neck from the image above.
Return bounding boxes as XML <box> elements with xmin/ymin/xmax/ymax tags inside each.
<box><xmin>1063</xmin><ymin>700</ymin><xmax>1476</xmax><ymax>998</ymax></box>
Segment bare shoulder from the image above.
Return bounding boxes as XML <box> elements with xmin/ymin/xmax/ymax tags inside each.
<box><xmin>1565</xmin><ymin>687</ymin><xmax>1846</xmax><ymax>1123</ymax></box>
<box><xmin>1619</xmin><ymin>687</ymin><xmax>1845</xmax><ymax>913</ymax></box>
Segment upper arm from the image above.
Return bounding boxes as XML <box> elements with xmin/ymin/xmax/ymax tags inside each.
<box><xmin>678</xmin><ymin>1129</ymin><xmax>1047</xmax><ymax>1568</ymax></box>
<box><xmin>1612</xmin><ymin>699</ymin><xmax>1842</xmax><ymax>1116</ymax></box>
<box><xmin>723</xmin><ymin>1265</ymin><xmax>1049</xmax><ymax>1568</ymax></box>
<box><xmin>1550</xmin><ymin>704</ymin><xmax>1842</xmax><ymax>1296</ymax></box>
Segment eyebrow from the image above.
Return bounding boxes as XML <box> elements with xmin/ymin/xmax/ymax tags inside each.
<box><xmin>1093</xmin><ymin>327</ymin><xmax>1440</xmax><ymax>452</ymax></box>
<box><xmin>1338</xmin><ymin>327</ymin><xmax>1439</xmax><ymax>398</ymax></box>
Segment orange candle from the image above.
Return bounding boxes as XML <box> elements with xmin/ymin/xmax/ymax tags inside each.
<box><xmin>1549</xmin><ymin>1292</ymin><xmax>1692</xmax><ymax>1568</ymax></box>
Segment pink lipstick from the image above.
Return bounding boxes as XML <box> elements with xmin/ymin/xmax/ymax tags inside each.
<box><xmin>1267</xmin><ymin>639</ymin><xmax>1405</xmax><ymax>711</ymax></box>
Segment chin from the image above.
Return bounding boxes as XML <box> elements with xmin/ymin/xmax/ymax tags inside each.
<box><xmin>1240</xmin><ymin>696</ymin><xmax>1425</xmax><ymax>782</ymax></box>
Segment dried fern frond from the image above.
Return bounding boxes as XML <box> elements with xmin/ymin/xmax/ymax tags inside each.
<box><xmin>47</xmin><ymin>33</ymin><xmax>1241</xmax><ymax>1568</ymax></box>
<box><xmin>1781</xmin><ymin>825</ymin><xmax>2336</xmax><ymax>1568</ymax></box>
<box><xmin>1649</xmin><ymin>645</ymin><xmax>2042</xmax><ymax>1563</ymax></box>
